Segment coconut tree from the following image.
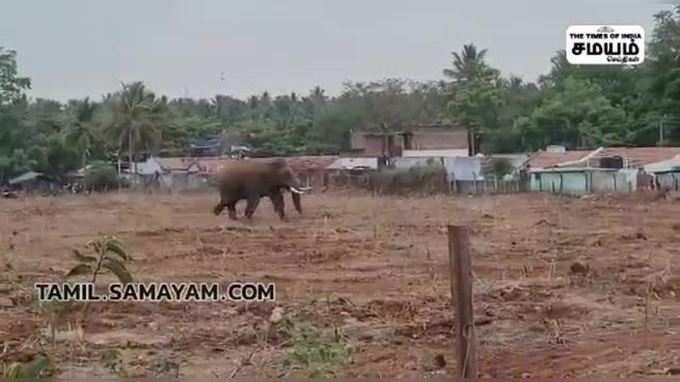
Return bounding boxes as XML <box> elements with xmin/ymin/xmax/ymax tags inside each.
<box><xmin>64</xmin><ymin>97</ymin><xmax>98</xmax><ymax>168</ymax></box>
<box><xmin>103</xmin><ymin>82</ymin><xmax>164</xmax><ymax>174</ymax></box>
<box><xmin>443</xmin><ymin>44</ymin><xmax>495</xmax><ymax>85</ymax></box>
<box><xmin>443</xmin><ymin>44</ymin><xmax>503</xmax><ymax>154</ymax></box>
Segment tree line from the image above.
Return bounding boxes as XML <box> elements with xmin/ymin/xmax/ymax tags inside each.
<box><xmin>2</xmin><ymin>7</ymin><xmax>680</xmax><ymax>183</ymax></box>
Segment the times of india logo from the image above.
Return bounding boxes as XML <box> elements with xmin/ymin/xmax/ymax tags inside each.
<box><xmin>566</xmin><ymin>25</ymin><xmax>645</xmax><ymax>65</ymax></box>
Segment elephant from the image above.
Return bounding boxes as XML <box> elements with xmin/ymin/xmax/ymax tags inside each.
<box><xmin>212</xmin><ymin>158</ymin><xmax>311</xmax><ymax>221</ymax></box>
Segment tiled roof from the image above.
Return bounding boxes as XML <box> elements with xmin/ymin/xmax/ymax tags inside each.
<box><xmin>594</xmin><ymin>147</ymin><xmax>680</xmax><ymax>168</ymax></box>
<box><xmin>526</xmin><ymin>147</ymin><xmax>680</xmax><ymax>170</ymax></box>
<box><xmin>526</xmin><ymin>150</ymin><xmax>592</xmax><ymax>169</ymax></box>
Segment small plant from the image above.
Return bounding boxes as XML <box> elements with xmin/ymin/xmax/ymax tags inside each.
<box><xmin>100</xmin><ymin>348</ymin><xmax>128</xmax><ymax>377</ymax></box>
<box><xmin>279</xmin><ymin>319</ymin><xmax>347</xmax><ymax>377</ymax></box>
<box><xmin>3</xmin><ymin>354</ymin><xmax>50</xmax><ymax>380</ymax></box>
<box><xmin>66</xmin><ymin>236</ymin><xmax>133</xmax><ymax>284</ymax></box>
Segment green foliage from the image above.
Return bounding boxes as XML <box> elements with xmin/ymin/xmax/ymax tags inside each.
<box><xmin>444</xmin><ymin>43</ymin><xmax>504</xmax><ymax>133</ymax></box>
<box><xmin>484</xmin><ymin>158</ymin><xmax>514</xmax><ymax>179</ymax></box>
<box><xmin>83</xmin><ymin>166</ymin><xmax>125</xmax><ymax>191</ymax></box>
<box><xmin>521</xmin><ymin>77</ymin><xmax>628</xmax><ymax>149</ymax></box>
<box><xmin>100</xmin><ymin>82</ymin><xmax>167</xmax><ymax>169</ymax></box>
<box><xmin>66</xmin><ymin>236</ymin><xmax>133</xmax><ymax>284</ymax></box>
<box><xmin>279</xmin><ymin>319</ymin><xmax>347</xmax><ymax>377</ymax></box>
<box><xmin>370</xmin><ymin>163</ymin><xmax>447</xmax><ymax>194</ymax></box>
<box><xmin>0</xmin><ymin>48</ymin><xmax>31</xmax><ymax>105</ymax></box>
<box><xmin>4</xmin><ymin>354</ymin><xmax>50</xmax><ymax>380</ymax></box>
<box><xmin>37</xmin><ymin>134</ymin><xmax>80</xmax><ymax>178</ymax></box>
<box><xmin>100</xmin><ymin>348</ymin><xmax>127</xmax><ymax>376</ymax></box>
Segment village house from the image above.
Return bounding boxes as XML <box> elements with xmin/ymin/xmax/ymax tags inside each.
<box><xmin>350</xmin><ymin>124</ymin><xmax>472</xmax><ymax>157</ymax></box>
<box><xmin>643</xmin><ymin>155</ymin><xmax>680</xmax><ymax>191</ymax></box>
<box><xmin>129</xmin><ymin>156</ymin><xmax>204</xmax><ymax>191</ymax></box>
<box><xmin>325</xmin><ymin>157</ymin><xmax>379</xmax><ymax>188</ymax></box>
<box><xmin>526</xmin><ymin>146</ymin><xmax>680</xmax><ymax>194</ymax></box>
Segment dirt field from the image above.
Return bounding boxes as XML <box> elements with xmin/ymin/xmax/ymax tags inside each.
<box><xmin>2</xmin><ymin>190</ymin><xmax>680</xmax><ymax>378</ymax></box>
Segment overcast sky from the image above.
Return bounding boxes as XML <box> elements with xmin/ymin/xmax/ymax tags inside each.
<box><xmin>2</xmin><ymin>0</ymin><xmax>670</xmax><ymax>101</ymax></box>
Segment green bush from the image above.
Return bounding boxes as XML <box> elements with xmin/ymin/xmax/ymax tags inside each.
<box><xmin>483</xmin><ymin>158</ymin><xmax>514</xmax><ymax>180</ymax></box>
<box><xmin>369</xmin><ymin>163</ymin><xmax>447</xmax><ymax>195</ymax></box>
<box><xmin>83</xmin><ymin>166</ymin><xmax>126</xmax><ymax>191</ymax></box>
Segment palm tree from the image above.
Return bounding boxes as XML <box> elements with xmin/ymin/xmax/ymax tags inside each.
<box><xmin>64</xmin><ymin>97</ymin><xmax>98</xmax><ymax>168</ymax></box>
<box><xmin>104</xmin><ymin>82</ymin><xmax>164</xmax><ymax>175</ymax></box>
<box><xmin>443</xmin><ymin>44</ymin><xmax>495</xmax><ymax>84</ymax></box>
<box><xmin>443</xmin><ymin>44</ymin><xmax>501</xmax><ymax>155</ymax></box>
<box><xmin>0</xmin><ymin>47</ymin><xmax>31</xmax><ymax>105</ymax></box>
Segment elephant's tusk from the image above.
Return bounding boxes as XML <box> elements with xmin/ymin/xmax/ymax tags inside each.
<box><xmin>289</xmin><ymin>187</ymin><xmax>306</xmax><ymax>194</ymax></box>
<box><xmin>298</xmin><ymin>186</ymin><xmax>312</xmax><ymax>191</ymax></box>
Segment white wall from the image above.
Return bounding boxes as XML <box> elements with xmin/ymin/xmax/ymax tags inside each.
<box><xmin>402</xmin><ymin>149</ymin><xmax>468</xmax><ymax>158</ymax></box>
<box><xmin>327</xmin><ymin>157</ymin><xmax>378</xmax><ymax>170</ymax></box>
<box><xmin>393</xmin><ymin>157</ymin><xmax>444</xmax><ymax>170</ymax></box>
<box><xmin>135</xmin><ymin>157</ymin><xmax>163</xmax><ymax>175</ymax></box>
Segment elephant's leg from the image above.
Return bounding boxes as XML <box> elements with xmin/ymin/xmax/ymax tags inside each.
<box><xmin>226</xmin><ymin>201</ymin><xmax>238</xmax><ymax>220</ymax></box>
<box><xmin>213</xmin><ymin>201</ymin><xmax>226</xmax><ymax>215</ymax></box>
<box><xmin>269</xmin><ymin>190</ymin><xmax>286</xmax><ymax>220</ymax></box>
<box><xmin>215</xmin><ymin>192</ymin><xmax>236</xmax><ymax>217</ymax></box>
<box><xmin>244</xmin><ymin>194</ymin><xmax>261</xmax><ymax>219</ymax></box>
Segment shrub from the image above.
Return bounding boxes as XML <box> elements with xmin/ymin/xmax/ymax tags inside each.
<box><xmin>369</xmin><ymin>163</ymin><xmax>447</xmax><ymax>195</ymax></box>
<box><xmin>83</xmin><ymin>166</ymin><xmax>126</xmax><ymax>192</ymax></box>
<box><xmin>483</xmin><ymin>158</ymin><xmax>514</xmax><ymax>180</ymax></box>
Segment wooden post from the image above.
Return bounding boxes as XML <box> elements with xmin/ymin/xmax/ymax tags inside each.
<box><xmin>448</xmin><ymin>225</ymin><xmax>478</xmax><ymax>378</ymax></box>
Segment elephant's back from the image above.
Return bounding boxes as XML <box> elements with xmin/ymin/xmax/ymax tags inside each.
<box><xmin>214</xmin><ymin>160</ymin><xmax>275</xmax><ymax>189</ymax></box>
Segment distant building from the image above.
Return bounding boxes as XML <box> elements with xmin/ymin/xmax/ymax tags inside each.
<box><xmin>526</xmin><ymin>146</ymin><xmax>680</xmax><ymax>194</ymax></box>
<box><xmin>350</xmin><ymin>124</ymin><xmax>472</xmax><ymax>157</ymax></box>
<box><xmin>529</xmin><ymin>167</ymin><xmax>636</xmax><ymax>194</ymax></box>
<box><xmin>526</xmin><ymin>146</ymin><xmax>680</xmax><ymax>171</ymax></box>
<box><xmin>128</xmin><ymin>156</ymin><xmax>204</xmax><ymax>192</ymax></box>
